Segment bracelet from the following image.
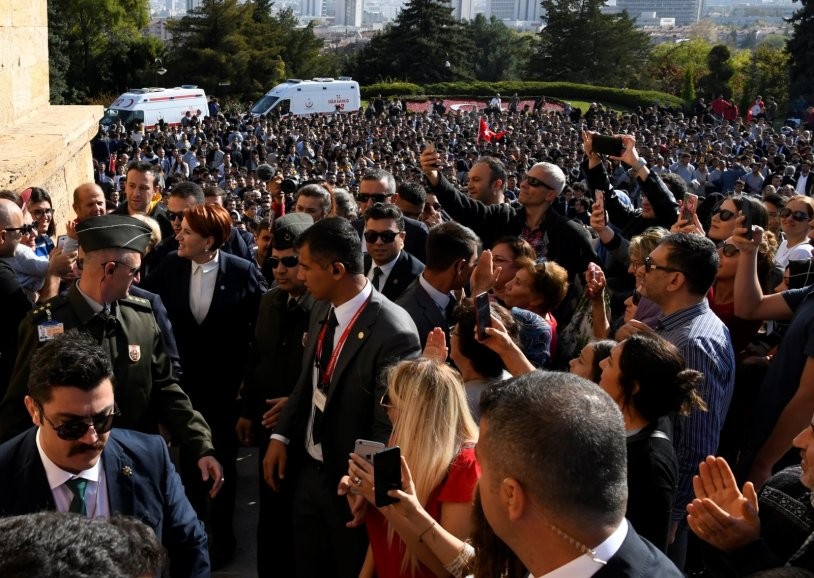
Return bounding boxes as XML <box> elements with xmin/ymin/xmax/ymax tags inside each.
<box><xmin>443</xmin><ymin>542</ymin><xmax>475</xmax><ymax>577</ymax></box>
<box><xmin>418</xmin><ymin>520</ymin><xmax>436</xmax><ymax>543</ymax></box>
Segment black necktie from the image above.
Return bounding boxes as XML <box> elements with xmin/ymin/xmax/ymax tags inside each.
<box><xmin>313</xmin><ymin>309</ymin><xmax>338</xmax><ymax>445</ymax></box>
<box><xmin>372</xmin><ymin>267</ymin><xmax>383</xmax><ymax>291</ymax></box>
<box><xmin>445</xmin><ymin>294</ymin><xmax>457</xmax><ymax>322</ymax></box>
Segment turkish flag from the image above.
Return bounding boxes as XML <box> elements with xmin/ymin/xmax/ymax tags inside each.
<box><xmin>477</xmin><ymin>117</ymin><xmax>507</xmax><ymax>144</ymax></box>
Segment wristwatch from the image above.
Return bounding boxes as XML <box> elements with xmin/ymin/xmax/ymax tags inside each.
<box><xmin>632</xmin><ymin>158</ymin><xmax>647</xmax><ymax>171</ymax></box>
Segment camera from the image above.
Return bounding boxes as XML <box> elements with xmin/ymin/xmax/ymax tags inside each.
<box><xmin>281</xmin><ymin>176</ymin><xmax>300</xmax><ymax>194</ymax></box>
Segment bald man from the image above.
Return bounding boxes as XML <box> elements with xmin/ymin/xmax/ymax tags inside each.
<box><xmin>73</xmin><ymin>183</ymin><xmax>107</xmax><ymax>221</ymax></box>
<box><xmin>0</xmin><ymin>199</ymin><xmax>32</xmax><ymax>395</ymax></box>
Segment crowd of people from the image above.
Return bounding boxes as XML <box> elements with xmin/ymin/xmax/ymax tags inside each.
<box><xmin>2</xmin><ymin>95</ymin><xmax>814</xmax><ymax>577</ymax></box>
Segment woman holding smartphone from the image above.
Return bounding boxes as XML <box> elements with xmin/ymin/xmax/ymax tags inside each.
<box><xmin>345</xmin><ymin>358</ymin><xmax>479</xmax><ymax>578</ymax></box>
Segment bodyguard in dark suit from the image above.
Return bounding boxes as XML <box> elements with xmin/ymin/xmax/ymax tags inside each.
<box><xmin>351</xmin><ymin>167</ymin><xmax>430</xmax><ymax>262</ymax></box>
<box><xmin>477</xmin><ymin>371</ymin><xmax>682</xmax><ymax>577</ymax></box>
<box><xmin>237</xmin><ymin>213</ymin><xmax>315</xmax><ymax>578</ymax></box>
<box><xmin>362</xmin><ymin>203</ymin><xmax>424</xmax><ymax>302</ymax></box>
<box><xmin>263</xmin><ymin>217</ymin><xmax>421</xmax><ymax>578</ymax></box>
<box><xmin>141</xmin><ymin>203</ymin><xmax>266</xmax><ymax>567</ymax></box>
<box><xmin>0</xmin><ymin>331</ymin><xmax>209</xmax><ymax>577</ymax></box>
<box><xmin>396</xmin><ymin>221</ymin><xmax>480</xmax><ymax>348</ymax></box>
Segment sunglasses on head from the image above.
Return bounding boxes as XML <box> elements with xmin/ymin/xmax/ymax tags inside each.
<box><xmin>39</xmin><ymin>403</ymin><xmax>120</xmax><ymax>440</ymax></box>
<box><xmin>357</xmin><ymin>193</ymin><xmax>391</xmax><ymax>204</ymax></box>
<box><xmin>268</xmin><ymin>255</ymin><xmax>299</xmax><ymax>269</ymax></box>
<box><xmin>363</xmin><ymin>230</ymin><xmax>399</xmax><ymax>244</ymax></box>
<box><xmin>780</xmin><ymin>207</ymin><xmax>812</xmax><ymax>222</ymax></box>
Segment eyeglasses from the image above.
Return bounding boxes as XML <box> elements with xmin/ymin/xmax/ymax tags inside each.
<box><xmin>108</xmin><ymin>261</ymin><xmax>141</xmax><ymax>277</ymax></box>
<box><xmin>780</xmin><ymin>207</ymin><xmax>812</xmax><ymax>222</ymax></box>
<box><xmin>166</xmin><ymin>210</ymin><xmax>185</xmax><ymax>222</ymax></box>
<box><xmin>31</xmin><ymin>208</ymin><xmax>53</xmax><ymax>219</ymax></box>
<box><xmin>38</xmin><ymin>403</ymin><xmax>120</xmax><ymax>440</ymax></box>
<box><xmin>357</xmin><ymin>193</ymin><xmax>392</xmax><ymax>204</ymax></box>
<box><xmin>380</xmin><ymin>392</ymin><xmax>394</xmax><ymax>409</ymax></box>
<box><xmin>523</xmin><ymin>175</ymin><xmax>556</xmax><ymax>190</ymax></box>
<box><xmin>3</xmin><ymin>224</ymin><xmax>37</xmax><ymax>235</ymax></box>
<box><xmin>644</xmin><ymin>255</ymin><xmax>685</xmax><ymax>275</ymax></box>
<box><xmin>363</xmin><ymin>230</ymin><xmax>400</xmax><ymax>244</ymax></box>
<box><xmin>712</xmin><ymin>206</ymin><xmax>737</xmax><ymax>221</ymax></box>
<box><xmin>268</xmin><ymin>255</ymin><xmax>299</xmax><ymax>269</ymax></box>
<box><xmin>719</xmin><ymin>243</ymin><xmax>740</xmax><ymax>257</ymax></box>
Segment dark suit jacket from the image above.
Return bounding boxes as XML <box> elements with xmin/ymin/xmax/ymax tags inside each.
<box><xmin>0</xmin><ymin>428</ymin><xmax>209</xmax><ymax>578</ymax></box>
<box><xmin>141</xmin><ymin>251</ymin><xmax>266</xmax><ymax>411</ymax></box>
<box><xmin>352</xmin><ymin>216</ymin><xmax>429</xmax><ymax>264</ymax></box>
<box><xmin>395</xmin><ymin>277</ymin><xmax>449</xmax><ymax>348</ymax></box>
<box><xmin>364</xmin><ymin>250</ymin><xmax>425</xmax><ymax>302</ymax></box>
<box><xmin>276</xmin><ymin>289</ymin><xmax>421</xmax><ymax>484</ymax></box>
<box><xmin>593</xmin><ymin>523</ymin><xmax>682</xmax><ymax>577</ymax></box>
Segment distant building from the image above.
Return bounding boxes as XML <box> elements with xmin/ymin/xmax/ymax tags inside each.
<box><xmin>302</xmin><ymin>0</ymin><xmax>324</xmax><ymax>17</ymax></box>
<box><xmin>336</xmin><ymin>0</ymin><xmax>363</xmax><ymax>25</ymax></box>
<box><xmin>451</xmin><ymin>0</ymin><xmax>473</xmax><ymax>21</ymax></box>
<box><xmin>186</xmin><ymin>0</ymin><xmax>202</xmax><ymax>10</ymax></box>
<box><xmin>488</xmin><ymin>0</ymin><xmax>516</xmax><ymax>20</ymax></box>
<box><xmin>145</xmin><ymin>18</ymin><xmax>173</xmax><ymax>42</ymax></box>
<box><xmin>616</xmin><ymin>0</ymin><xmax>702</xmax><ymax>26</ymax></box>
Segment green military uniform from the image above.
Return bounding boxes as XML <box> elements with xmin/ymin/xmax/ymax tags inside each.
<box><xmin>0</xmin><ymin>214</ymin><xmax>213</xmax><ymax>458</ymax></box>
<box><xmin>0</xmin><ymin>285</ymin><xmax>213</xmax><ymax>457</ymax></box>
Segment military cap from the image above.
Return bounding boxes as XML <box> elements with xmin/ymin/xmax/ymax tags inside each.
<box><xmin>273</xmin><ymin>213</ymin><xmax>313</xmax><ymax>250</ymax></box>
<box><xmin>75</xmin><ymin>215</ymin><xmax>152</xmax><ymax>254</ymax></box>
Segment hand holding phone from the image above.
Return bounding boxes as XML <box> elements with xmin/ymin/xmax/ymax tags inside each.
<box><xmin>591</xmin><ymin>135</ymin><xmax>624</xmax><ymax>157</ymax></box>
<box><xmin>594</xmin><ymin>190</ymin><xmax>606</xmax><ymax>227</ymax></box>
<box><xmin>374</xmin><ymin>446</ymin><xmax>402</xmax><ymax>507</ymax></box>
<box><xmin>741</xmin><ymin>200</ymin><xmax>754</xmax><ymax>240</ymax></box>
<box><xmin>682</xmin><ymin>193</ymin><xmax>699</xmax><ymax>224</ymax></box>
<box><xmin>355</xmin><ymin>439</ymin><xmax>385</xmax><ymax>464</ymax></box>
<box><xmin>474</xmin><ymin>292</ymin><xmax>491</xmax><ymax>341</ymax></box>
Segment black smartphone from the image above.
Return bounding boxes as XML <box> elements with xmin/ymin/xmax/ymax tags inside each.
<box><xmin>475</xmin><ymin>292</ymin><xmax>491</xmax><ymax>341</ymax></box>
<box><xmin>374</xmin><ymin>446</ymin><xmax>402</xmax><ymax>507</ymax></box>
<box><xmin>592</xmin><ymin>135</ymin><xmax>624</xmax><ymax>157</ymax></box>
<box><xmin>741</xmin><ymin>200</ymin><xmax>754</xmax><ymax>240</ymax></box>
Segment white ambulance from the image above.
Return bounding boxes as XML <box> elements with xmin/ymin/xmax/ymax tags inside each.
<box><xmin>101</xmin><ymin>86</ymin><xmax>209</xmax><ymax>130</ymax></box>
<box><xmin>251</xmin><ymin>77</ymin><xmax>360</xmax><ymax>117</ymax></box>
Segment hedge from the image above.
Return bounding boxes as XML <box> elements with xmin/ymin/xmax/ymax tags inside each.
<box><xmin>361</xmin><ymin>81</ymin><xmax>685</xmax><ymax>110</ymax></box>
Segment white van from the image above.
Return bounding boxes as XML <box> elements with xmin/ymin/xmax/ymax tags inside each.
<box><xmin>251</xmin><ymin>77</ymin><xmax>360</xmax><ymax>117</ymax></box>
<box><xmin>101</xmin><ymin>86</ymin><xmax>209</xmax><ymax>130</ymax></box>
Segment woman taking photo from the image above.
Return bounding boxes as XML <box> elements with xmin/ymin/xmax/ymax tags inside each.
<box><xmin>141</xmin><ymin>203</ymin><xmax>266</xmax><ymax>567</ymax></box>
<box><xmin>597</xmin><ymin>333</ymin><xmax>706</xmax><ymax>552</ymax></box>
<box><xmin>346</xmin><ymin>358</ymin><xmax>479</xmax><ymax>578</ymax></box>
<box><xmin>26</xmin><ymin>187</ymin><xmax>56</xmax><ymax>257</ymax></box>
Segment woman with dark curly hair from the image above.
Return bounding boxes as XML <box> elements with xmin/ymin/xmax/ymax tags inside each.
<box><xmin>598</xmin><ymin>332</ymin><xmax>707</xmax><ymax>552</ymax></box>
<box><xmin>26</xmin><ymin>187</ymin><xmax>56</xmax><ymax>257</ymax></box>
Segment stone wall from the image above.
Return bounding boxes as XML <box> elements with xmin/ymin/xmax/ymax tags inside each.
<box><xmin>0</xmin><ymin>0</ymin><xmax>103</xmax><ymax>234</ymax></box>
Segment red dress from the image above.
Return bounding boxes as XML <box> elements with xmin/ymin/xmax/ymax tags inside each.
<box><xmin>366</xmin><ymin>445</ymin><xmax>480</xmax><ymax>578</ymax></box>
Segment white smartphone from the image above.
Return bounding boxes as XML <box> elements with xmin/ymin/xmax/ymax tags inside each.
<box><xmin>354</xmin><ymin>439</ymin><xmax>385</xmax><ymax>464</ymax></box>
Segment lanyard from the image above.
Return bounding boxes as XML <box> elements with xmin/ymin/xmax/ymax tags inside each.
<box><xmin>315</xmin><ymin>294</ymin><xmax>371</xmax><ymax>389</ymax></box>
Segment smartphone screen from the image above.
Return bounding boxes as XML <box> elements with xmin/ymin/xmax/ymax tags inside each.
<box><xmin>475</xmin><ymin>292</ymin><xmax>491</xmax><ymax>341</ymax></box>
<box><xmin>682</xmin><ymin>193</ymin><xmax>698</xmax><ymax>223</ymax></box>
<box><xmin>374</xmin><ymin>446</ymin><xmax>402</xmax><ymax>507</ymax></box>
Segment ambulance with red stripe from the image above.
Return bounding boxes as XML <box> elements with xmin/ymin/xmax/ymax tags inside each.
<box><xmin>101</xmin><ymin>86</ymin><xmax>209</xmax><ymax>130</ymax></box>
<box><xmin>251</xmin><ymin>77</ymin><xmax>360</xmax><ymax>117</ymax></box>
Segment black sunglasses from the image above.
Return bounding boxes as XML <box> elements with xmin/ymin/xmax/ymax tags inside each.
<box><xmin>719</xmin><ymin>243</ymin><xmax>740</xmax><ymax>258</ymax></box>
<box><xmin>632</xmin><ymin>290</ymin><xmax>642</xmax><ymax>306</ymax></box>
<box><xmin>712</xmin><ymin>206</ymin><xmax>737</xmax><ymax>221</ymax></box>
<box><xmin>357</xmin><ymin>193</ymin><xmax>392</xmax><ymax>204</ymax></box>
<box><xmin>3</xmin><ymin>223</ymin><xmax>37</xmax><ymax>235</ymax></box>
<box><xmin>780</xmin><ymin>207</ymin><xmax>812</xmax><ymax>222</ymax></box>
<box><xmin>268</xmin><ymin>255</ymin><xmax>299</xmax><ymax>269</ymax></box>
<box><xmin>644</xmin><ymin>255</ymin><xmax>685</xmax><ymax>275</ymax></box>
<box><xmin>363</xmin><ymin>230</ymin><xmax>400</xmax><ymax>244</ymax></box>
<box><xmin>166</xmin><ymin>210</ymin><xmax>185</xmax><ymax>222</ymax></box>
<box><xmin>108</xmin><ymin>261</ymin><xmax>141</xmax><ymax>277</ymax></box>
<box><xmin>39</xmin><ymin>403</ymin><xmax>120</xmax><ymax>440</ymax></box>
<box><xmin>523</xmin><ymin>175</ymin><xmax>556</xmax><ymax>190</ymax></box>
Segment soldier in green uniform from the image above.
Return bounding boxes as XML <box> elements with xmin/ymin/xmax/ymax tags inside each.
<box><xmin>0</xmin><ymin>215</ymin><xmax>223</xmax><ymax>497</ymax></box>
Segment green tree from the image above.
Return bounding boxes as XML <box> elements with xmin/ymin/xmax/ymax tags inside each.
<box><xmin>681</xmin><ymin>65</ymin><xmax>696</xmax><ymax>104</ymax></box>
<box><xmin>787</xmin><ymin>0</ymin><xmax>814</xmax><ymax>106</ymax></box>
<box><xmin>350</xmin><ymin>0</ymin><xmax>473</xmax><ymax>84</ymax></box>
<box><xmin>461</xmin><ymin>14</ymin><xmax>530</xmax><ymax>82</ymax></box>
<box><xmin>735</xmin><ymin>45</ymin><xmax>790</xmax><ymax>114</ymax></box>
<box><xmin>527</xmin><ymin>0</ymin><xmax>652</xmax><ymax>88</ymax></box>
<box><xmin>697</xmin><ymin>44</ymin><xmax>735</xmax><ymax>99</ymax></box>
<box><xmin>647</xmin><ymin>39</ymin><xmax>711</xmax><ymax>95</ymax></box>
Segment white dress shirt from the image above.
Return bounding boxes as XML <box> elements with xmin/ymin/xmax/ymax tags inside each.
<box><xmin>36</xmin><ymin>428</ymin><xmax>110</xmax><ymax>518</ymax></box>
<box><xmin>418</xmin><ymin>274</ymin><xmax>451</xmax><ymax>315</ymax></box>
<box><xmin>539</xmin><ymin>518</ymin><xmax>628</xmax><ymax>578</ymax></box>
<box><xmin>189</xmin><ymin>251</ymin><xmax>219</xmax><ymax>324</ymax></box>
<box><xmin>368</xmin><ymin>251</ymin><xmax>400</xmax><ymax>291</ymax></box>
<box><xmin>797</xmin><ymin>173</ymin><xmax>810</xmax><ymax>195</ymax></box>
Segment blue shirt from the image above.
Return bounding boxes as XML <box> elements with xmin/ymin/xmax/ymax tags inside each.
<box><xmin>656</xmin><ymin>299</ymin><xmax>736</xmax><ymax>520</ymax></box>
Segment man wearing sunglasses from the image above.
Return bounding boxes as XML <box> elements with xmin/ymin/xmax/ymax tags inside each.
<box><xmin>0</xmin><ymin>215</ymin><xmax>222</xmax><ymax>504</ymax></box>
<box><xmin>238</xmin><ymin>213</ymin><xmax>315</xmax><ymax>577</ymax></box>
<box><xmin>0</xmin><ymin>330</ymin><xmax>210</xmax><ymax>577</ymax></box>
<box><xmin>351</xmin><ymin>168</ymin><xmax>429</xmax><ymax>263</ymax></box>
<box><xmin>362</xmin><ymin>203</ymin><xmax>423</xmax><ymax>302</ymax></box>
<box><xmin>0</xmin><ymin>199</ymin><xmax>33</xmax><ymax>394</ymax></box>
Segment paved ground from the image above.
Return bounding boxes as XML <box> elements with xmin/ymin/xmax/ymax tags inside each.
<box><xmin>213</xmin><ymin>446</ymin><xmax>259</xmax><ymax>578</ymax></box>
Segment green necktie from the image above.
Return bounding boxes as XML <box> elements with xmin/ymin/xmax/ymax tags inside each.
<box><xmin>66</xmin><ymin>477</ymin><xmax>88</xmax><ymax>516</ymax></box>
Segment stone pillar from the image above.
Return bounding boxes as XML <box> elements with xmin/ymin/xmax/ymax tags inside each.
<box><xmin>0</xmin><ymin>0</ymin><xmax>103</xmax><ymax>233</ymax></box>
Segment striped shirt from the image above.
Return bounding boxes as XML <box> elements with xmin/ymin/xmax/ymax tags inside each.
<box><xmin>656</xmin><ymin>299</ymin><xmax>736</xmax><ymax>520</ymax></box>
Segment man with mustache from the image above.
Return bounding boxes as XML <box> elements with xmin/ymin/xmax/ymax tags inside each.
<box><xmin>0</xmin><ymin>330</ymin><xmax>210</xmax><ymax>577</ymax></box>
